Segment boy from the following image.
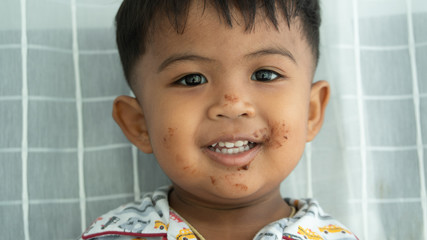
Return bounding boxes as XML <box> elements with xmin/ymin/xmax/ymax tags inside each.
<box><xmin>81</xmin><ymin>0</ymin><xmax>358</xmax><ymax>239</ymax></box>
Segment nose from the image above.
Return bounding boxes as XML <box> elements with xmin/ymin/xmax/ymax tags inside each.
<box><xmin>207</xmin><ymin>93</ymin><xmax>256</xmax><ymax>120</ymax></box>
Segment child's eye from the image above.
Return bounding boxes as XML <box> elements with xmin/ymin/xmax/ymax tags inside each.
<box><xmin>251</xmin><ymin>69</ymin><xmax>282</xmax><ymax>82</ymax></box>
<box><xmin>175</xmin><ymin>73</ymin><xmax>207</xmax><ymax>86</ymax></box>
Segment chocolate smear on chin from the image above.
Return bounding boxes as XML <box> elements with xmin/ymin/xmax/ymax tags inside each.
<box><xmin>238</xmin><ymin>164</ymin><xmax>250</xmax><ymax>171</ymax></box>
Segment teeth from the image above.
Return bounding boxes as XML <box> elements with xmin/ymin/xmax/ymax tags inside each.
<box><xmin>215</xmin><ymin>140</ymin><xmax>250</xmax><ymax>148</ymax></box>
<box><xmin>209</xmin><ymin>140</ymin><xmax>254</xmax><ymax>155</ymax></box>
<box><xmin>235</xmin><ymin>140</ymin><xmax>244</xmax><ymax>147</ymax></box>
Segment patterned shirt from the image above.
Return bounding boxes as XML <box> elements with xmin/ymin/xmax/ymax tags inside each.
<box><xmin>80</xmin><ymin>186</ymin><xmax>358</xmax><ymax>240</ymax></box>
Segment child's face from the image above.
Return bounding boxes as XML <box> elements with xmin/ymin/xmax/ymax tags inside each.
<box><xmin>114</xmin><ymin>2</ymin><xmax>329</xmax><ymax>205</ymax></box>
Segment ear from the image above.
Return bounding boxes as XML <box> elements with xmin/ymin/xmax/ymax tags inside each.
<box><xmin>112</xmin><ymin>95</ymin><xmax>153</xmax><ymax>153</ymax></box>
<box><xmin>306</xmin><ymin>80</ymin><xmax>330</xmax><ymax>142</ymax></box>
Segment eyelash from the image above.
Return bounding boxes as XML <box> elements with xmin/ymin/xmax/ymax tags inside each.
<box><xmin>174</xmin><ymin>73</ymin><xmax>208</xmax><ymax>86</ymax></box>
<box><xmin>250</xmin><ymin>69</ymin><xmax>283</xmax><ymax>82</ymax></box>
<box><xmin>173</xmin><ymin>69</ymin><xmax>284</xmax><ymax>87</ymax></box>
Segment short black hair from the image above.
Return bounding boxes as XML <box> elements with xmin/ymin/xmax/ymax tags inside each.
<box><xmin>115</xmin><ymin>0</ymin><xmax>321</xmax><ymax>88</ymax></box>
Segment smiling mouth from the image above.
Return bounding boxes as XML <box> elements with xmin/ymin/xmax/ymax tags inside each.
<box><xmin>208</xmin><ymin>140</ymin><xmax>258</xmax><ymax>155</ymax></box>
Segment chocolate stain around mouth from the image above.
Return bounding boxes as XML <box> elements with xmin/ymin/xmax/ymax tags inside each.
<box><xmin>168</xmin><ymin>127</ymin><xmax>175</xmax><ymax>136</ymax></box>
<box><xmin>252</xmin><ymin>121</ymin><xmax>289</xmax><ymax>149</ymax></box>
<box><xmin>238</xmin><ymin>164</ymin><xmax>250</xmax><ymax>171</ymax></box>
<box><xmin>234</xmin><ymin>183</ymin><xmax>248</xmax><ymax>191</ymax></box>
<box><xmin>210</xmin><ymin>176</ymin><xmax>216</xmax><ymax>185</ymax></box>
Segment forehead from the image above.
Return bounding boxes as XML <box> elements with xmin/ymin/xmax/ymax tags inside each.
<box><xmin>139</xmin><ymin>1</ymin><xmax>314</xmax><ymax>78</ymax></box>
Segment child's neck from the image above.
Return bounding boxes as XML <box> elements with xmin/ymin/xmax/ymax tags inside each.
<box><xmin>169</xmin><ymin>186</ymin><xmax>291</xmax><ymax>240</ymax></box>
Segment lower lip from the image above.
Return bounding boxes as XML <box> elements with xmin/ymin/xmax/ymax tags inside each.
<box><xmin>202</xmin><ymin>144</ymin><xmax>261</xmax><ymax>167</ymax></box>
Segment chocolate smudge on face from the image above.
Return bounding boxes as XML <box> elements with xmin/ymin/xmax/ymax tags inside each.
<box><xmin>224</xmin><ymin>94</ymin><xmax>239</xmax><ymax>103</ymax></box>
<box><xmin>224</xmin><ymin>173</ymin><xmax>242</xmax><ymax>182</ymax></box>
<box><xmin>252</xmin><ymin>128</ymin><xmax>267</xmax><ymax>140</ymax></box>
<box><xmin>162</xmin><ymin>128</ymin><xmax>176</xmax><ymax>149</ymax></box>
<box><xmin>210</xmin><ymin>176</ymin><xmax>216</xmax><ymax>185</ymax></box>
<box><xmin>234</xmin><ymin>183</ymin><xmax>248</xmax><ymax>191</ymax></box>
<box><xmin>252</xmin><ymin>121</ymin><xmax>289</xmax><ymax>149</ymax></box>
<box><xmin>238</xmin><ymin>164</ymin><xmax>250</xmax><ymax>171</ymax></box>
<box><xmin>168</xmin><ymin>127</ymin><xmax>175</xmax><ymax>137</ymax></box>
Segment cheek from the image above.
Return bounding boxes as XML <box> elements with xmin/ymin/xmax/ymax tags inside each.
<box><xmin>261</xmin><ymin>118</ymin><xmax>308</xmax><ymax>176</ymax></box>
<box><xmin>150</xmin><ymin>124</ymin><xmax>203</xmax><ymax>180</ymax></box>
<box><xmin>160</xmin><ymin>127</ymin><xmax>177</xmax><ymax>150</ymax></box>
<box><xmin>266</xmin><ymin>120</ymin><xmax>290</xmax><ymax>149</ymax></box>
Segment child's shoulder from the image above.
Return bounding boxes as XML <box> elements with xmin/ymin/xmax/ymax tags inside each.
<box><xmin>80</xmin><ymin>186</ymin><xmax>171</xmax><ymax>240</ymax></box>
<box><xmin>262</xmin><ymin>198</ymin><xmax>359</xmax><ymax>240</ymax></box>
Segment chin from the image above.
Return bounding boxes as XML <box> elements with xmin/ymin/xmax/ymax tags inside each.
<box><xmin>207</xmin><ymin>183</ymin><xmax>268</xmax><ymax>202</ymax></box>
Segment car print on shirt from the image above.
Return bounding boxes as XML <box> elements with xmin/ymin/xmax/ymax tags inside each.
<box><xmin>318</xmin><ymin>224</ymin><xmax>351</xmax><ymax>235</ymax></box>
<box><xmin>154</xmin><ymin>220</ymin><xmax>169</xmax><ymax>231</ymax></box>
<box><xmin>318</xmin><ymin>224</ymin><xmax>360</xmax><ymax>240</ymax></box>
<box><xmin>297</xmin><ymin>226</ymin><xmax>324</xmax><ymax>240</ymax></box>
<box><xmin>176</xmin><ymin>228</ymin><xmax>197</xmax><ymax>240</ymax></box>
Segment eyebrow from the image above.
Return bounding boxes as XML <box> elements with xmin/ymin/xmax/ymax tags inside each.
<box><xmin>157</xmin><ymin>46</ymin><xmax>297</xmax><ymax>73</ymax></box>
<box><xmin>157</xmin><ymin>54</ymin><xmax>214</xmax><ymax>73</ymax></box>
<box><xmin>245</xmin><ymin>47</ymin><xmax>297</xmax><ymax>65</ymax></box>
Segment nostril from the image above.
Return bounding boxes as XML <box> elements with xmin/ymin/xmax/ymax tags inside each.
<box><xmin>209</xmin><ymin>98</ymin><xmax>256</xmax><ymax>120</ymax></box>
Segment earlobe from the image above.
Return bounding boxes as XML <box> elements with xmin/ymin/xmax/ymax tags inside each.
<box><xmin>306</xmin><ymin>80</ymin><xmax>330</xmax><ymax>142</ymax></box>
<box><xmin>112</xmin><ymin>95</ymin><xmax>153</xmax><ymax>153</ymax></box>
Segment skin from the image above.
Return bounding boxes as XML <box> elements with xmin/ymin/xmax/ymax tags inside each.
<box><xmin>113</xmin><ymin>1</ymin><xmax>330</xmax><ymax>239</ymax></box>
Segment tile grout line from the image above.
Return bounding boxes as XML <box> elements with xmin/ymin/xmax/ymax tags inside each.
<box><xmin>352</xmin><ymin>0</ymin><xmax>368</xmax><ymax>239</ymax></box>
<box><xmin>0</xmin><ymin>143</ymin><xmax>133</xmax><ymax>153</ymax></box>
<box><xmin>128</xmin><ymin>90</ymin><xmax>141</xmax><ymax>202</ymax></box>
<box><xmin>406</xmin><ymin>0</ymin><xmax>427</xmax><ymax>239</ymax></box>
<box><xmin>0</xmin><ymin>193</ymin><xmax>136</xmax><ymax>206</ymax></box>
<box><xmin>20</xmin><ymin>0</ymin><xmax>30</xmax><ymax>239</ymax></box>
<box><xmin>0</xmin><ymin>43</ymin><xmax>118</xmax><ymax>54</ymax></box>
<box><xmin>71</xmin><ymin>0</ymin><xmax>87</xmax><ymax>232</ymax></box>
<box><xmin>132</xmin><ymin>145</ymin><xmax>141</xmax><ymax>202</ymax></box>
<box><xmin>306</xmin><ymin>142</ymin><xmax>313</xmax><ymax>198</ymax></box>
<box><xmin>348</xmin><ymin>197</ymin><xmax>422</xmax><ymax>204</ymax></box>
<box><xmin>0</xmin><ymin>95</ymin><xmax>117</xmax><ymax>102</ymax></box>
